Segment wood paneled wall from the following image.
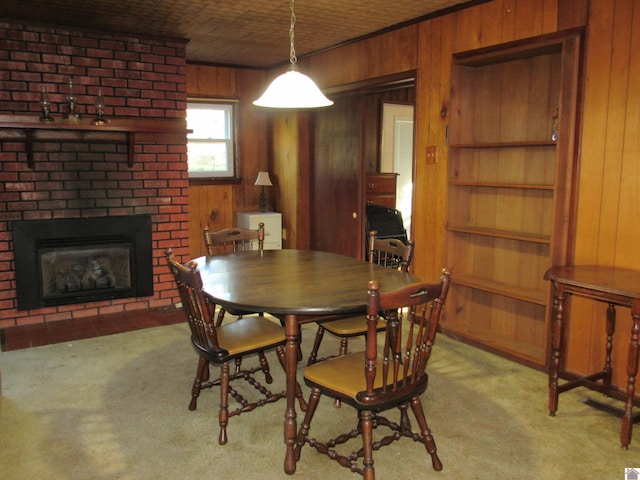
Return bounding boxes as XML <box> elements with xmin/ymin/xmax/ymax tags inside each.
<box><xmin>188</xmin><ymin>0</ymin><xmax>640</xmax><ymax>386</ymax></box>
<box><xmin>300</xmin><ymin>0</ymin><xmax>639</xmax><ymax>386</ymax></box>
<box><xmin>185</xmin><ymin>65</ymin><xmax>270</xmax><ymax>256</ymax></box>
<box><xmin>188</xmin><ymin>185</ymin><xmax>234</xmax><ymax>257</ymax></box>
<box><xmin>271</xmin><ymin>112</ymin><xmax>312</xmax><ymax>250</ymax></box>
<box><xmin>300</xmin><ymin>0</ymin><xmax>564</xmax><ymax>284</ymax></box>
<box><xmin>186</xmin><ymin>65</ymin><xmax>314</xmax><ymax>251</ymax></box>
<box><xmin>302</xmin><ymin>26</ymin><xmax>419</xmax><ymax>88</ymax></box>
<box><xmin>411</xmin><ymin>0</ymin><xmax>564</xmax><ymax>289</ymax></box>
<box><xmin>566</xmin><ymin>0</ymin><xmax>640</xmax><ymax>385</ymax></box>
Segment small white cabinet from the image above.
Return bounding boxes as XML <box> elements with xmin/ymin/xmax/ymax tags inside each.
<box><xmin>236</xmin><ymin>211</ymin><xmax>282</xmax><ymax>250</ymax></box>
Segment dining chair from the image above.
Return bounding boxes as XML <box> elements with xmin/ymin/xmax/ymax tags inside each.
<box><xmin>166</xmin><ymin>248</ymin><xmax>305</xmax><ymax>445</ymax></box>
<box><xmin>294</xmin><ymin>269</ymin><xmax>451</xmax><ymax>479</ymax></box>
<box><xmin>203</xmin><ymin>222</ymin><xmax>265</xmax><ymax>326</ymax></box>
<box><xmin>306</xmin><ymin>230</ymin><xmax>414</xmax><ymax>366</ymax></box>
<box><xmin>203</xmin><ymin>223</ymin><xmax>265</xmax><ymax>256</ymax></box>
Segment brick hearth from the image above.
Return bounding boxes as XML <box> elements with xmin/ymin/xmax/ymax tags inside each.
<box><xmin>0</xmin><ymin>20</ymin><xmax>190</xmax><ymax>329</ymax></box>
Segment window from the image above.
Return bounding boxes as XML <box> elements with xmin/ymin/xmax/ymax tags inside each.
<box><xmin>186</xmin><ymin>101</ymin><xmax>236</xmax><ymax>178</ymax></box>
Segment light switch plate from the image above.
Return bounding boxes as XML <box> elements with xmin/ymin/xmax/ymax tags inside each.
<box><xmin>426</xmin><ymin>145</ymin><xmax>438</xmax><ymax>164</ymax></box>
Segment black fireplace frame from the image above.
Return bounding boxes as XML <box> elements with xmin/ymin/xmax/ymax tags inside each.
<box><xmin>13</xmin><ymin>215</ymin><xmax>154</xmax><ymax>311</ymax></box>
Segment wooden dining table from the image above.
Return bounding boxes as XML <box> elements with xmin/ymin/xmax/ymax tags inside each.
<box><xmin>194</xmin><ymin>248</ymin><xmax>422</xmax><ymax>474</ymax></box>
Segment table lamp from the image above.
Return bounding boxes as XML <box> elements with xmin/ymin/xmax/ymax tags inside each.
<box><xmin>254</xmin><ymin>171</ymin><xmax>273</xmax><ymax>212</ymax></box>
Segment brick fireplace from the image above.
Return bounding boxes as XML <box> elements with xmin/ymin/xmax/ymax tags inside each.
<box><xmin>0</xmin><ymin>20</ymin><xmax>190</xmax><ymax>328</ymax></box>
<box><xmin>13</xmin><ymin>216</ymin><xmax>154</xmax><ymax>310</ymax></box>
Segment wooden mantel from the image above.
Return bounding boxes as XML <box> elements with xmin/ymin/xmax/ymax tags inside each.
<box><xmin>0</xmin><ymin>114</ymin><xmax>188</xmax><ymax>168</ymax></box>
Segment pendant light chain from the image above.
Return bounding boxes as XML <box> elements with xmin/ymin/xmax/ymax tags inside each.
<box><xmin>289</xmin><ymin>0</ymin><xmax>297</xmax><ymax>66</ymax></box>
<box><xmin>252</xmin><ymin>0</ymin><xmax>333</xmax><ymax>108</ymax></box>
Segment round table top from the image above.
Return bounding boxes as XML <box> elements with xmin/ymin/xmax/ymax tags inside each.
<box><xmin>194</xmin><ymin>249</ymin><xmax>422</xmax><ymax>316</ymax></box>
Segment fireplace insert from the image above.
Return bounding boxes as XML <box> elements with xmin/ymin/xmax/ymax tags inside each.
<box><xmin>13</xmin><ymin>215</ymin><xmax>153</xmax><ymax>310</ymax></box>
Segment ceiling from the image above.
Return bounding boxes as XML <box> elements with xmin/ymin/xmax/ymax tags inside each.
<box><xmin>1</xmin><ymin>0</ymin><xmax>476</xmax><ymax>68</ymax></box>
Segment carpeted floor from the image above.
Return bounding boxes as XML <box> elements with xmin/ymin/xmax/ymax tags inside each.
<box><xmin>0</xmin><ymin>319</ymin><xmax>636</xmax><ymax>479</ymax></box>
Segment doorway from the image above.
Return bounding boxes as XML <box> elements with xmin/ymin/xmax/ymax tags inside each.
<box><xmin>309</xmin><ymin>74</ymin><xmax>415</xmax><ymax>259</ymax></box>
<box><xmin>380</xmin><ymin>102</ymin><xmax>414</xmax><ymax>235</ymax></box>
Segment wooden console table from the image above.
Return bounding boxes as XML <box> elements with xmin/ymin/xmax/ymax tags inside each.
<box><xmin>544</xmin><ymin>265</ymin><xmax>640</xmax><ymax>449</ymax></box>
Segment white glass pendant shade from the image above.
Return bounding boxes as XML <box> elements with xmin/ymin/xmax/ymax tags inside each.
<box><xmin>253</xmin><ymin>66</ymin><xmax>333</xmax><ymax>109</ymax></box>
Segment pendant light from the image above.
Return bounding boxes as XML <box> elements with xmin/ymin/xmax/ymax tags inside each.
<box><xmin>253</xmin><ymin>0</ymin><xmax>333</xmax><ymax>109</ymax></box>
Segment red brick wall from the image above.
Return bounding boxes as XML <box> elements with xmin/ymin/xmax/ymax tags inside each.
<box><xmin>0</xmin><ymin>20</ymin><xmax>189</xmax><ymax>328</ymax></box>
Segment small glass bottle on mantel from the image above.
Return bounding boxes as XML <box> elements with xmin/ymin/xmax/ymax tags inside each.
<box><xmin>64</xmin><ymin>77</ymin><xmax>81</xmax><ymax>123</ymax></box>
<box><xmin>39</xmin><ymin>87</ymin><xmax>54</xmax><ymax>123</ymax></box>
<box><xmin>551</xmin><ymin>108</ymin><xmax>559</xmax><ymax>142</ymax></box>
<box><xmin>94</xmin><ymin>89</ymin><xmax>107</xmax><ymax>126</ymax></box>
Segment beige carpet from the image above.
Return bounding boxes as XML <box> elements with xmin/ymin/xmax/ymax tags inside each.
<box><xmin>0</xmin><ymin>319</ymin><xmax>636</xmax><ymax>479</ymax></box>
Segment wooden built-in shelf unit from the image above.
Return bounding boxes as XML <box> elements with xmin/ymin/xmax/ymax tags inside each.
<box><xmin>443</xmin><ymin>30</ymin><xmax>583</xmax><ymax>367</ymax></box>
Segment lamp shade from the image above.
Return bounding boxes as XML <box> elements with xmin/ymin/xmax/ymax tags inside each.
<box><xmin>254</xmin><ymin>171</ymin><xmax>273</xmax><ymax>186</ymax></box>
<box><xmin>253</xmin><ymin>67</ymin><xmax>333</xmax><ymax>109</ymax></box>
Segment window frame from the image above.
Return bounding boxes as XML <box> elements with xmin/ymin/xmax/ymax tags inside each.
<box><xmin>186</xmin><ymin>98</ymin><xmax>240</xmax><ymax>185</ymax></box>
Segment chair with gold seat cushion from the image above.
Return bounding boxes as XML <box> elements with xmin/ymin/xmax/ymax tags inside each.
<box><xmin>306</xmin><ymin>230</ymin><xmax>414</xmax><ymax>366</ymax></box>
<box><xmin>203</xmin><ymin>223</ymin><xmax>265</xmax><ymax>256</ymax></box>
<box><xmin>166</xmin><ymin>248</ymin><xmax>305</xmax><ymax>445</ymax></box>
<box><xmin>294</xmin><ymin>269</ymin><xmax>451</xmax><ymax>480</ymax></box>
<box><xmin>203</xmin><ymin>223</ymin><xmax>265</xmax><ymax>326</ymax></box>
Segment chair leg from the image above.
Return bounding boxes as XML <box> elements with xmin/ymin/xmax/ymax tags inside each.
<box><xmin>295</xmin><ymin>386</ymin><xmax>321</xmax><ymax>461</ymax></box>
<box><xmin>215</xmin><ymin>308</ymin><xmax>226</xmax><ymax>327</ymax></box>
<box><xmin>409</xmin><ymin>396</ymin><xmax>442</xmax><ymax>471</ymax></box>
<box><xmin>338</xmin><ymin>336</ymin><xmax>349</xmax><ymax>356</ymax></box>
<box><xmin>218</xmin><ymin>362</ymin><xmax>230</xmax><ymax>445</ymax></box>
<box><xmin>398</xmin><ymin>402</ymin><xmax>411</xmax><ymax>431</ymax></box>
<box><xmin>258</xmin><ymin>351</ymin><xmax>273</xmax><ymax>384</ymax></box>
<box><xmin>189</xmin><ymin>356</ymin><xmax>208</xmax><ymax>411</ymax></box>
<box><xmin>360</xmin><ymin>410</ymin><xmax>375</xmax><ymax>480</ymax></box>
<box><xmin>333</xmin><ymin>335</ymin><xmax>348</xmax><ymax>409</ymax></box>
<box><xmin>307</xmin><ymin>325</ymin><xmax>326</xmax><ymax>366</ymax></box>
